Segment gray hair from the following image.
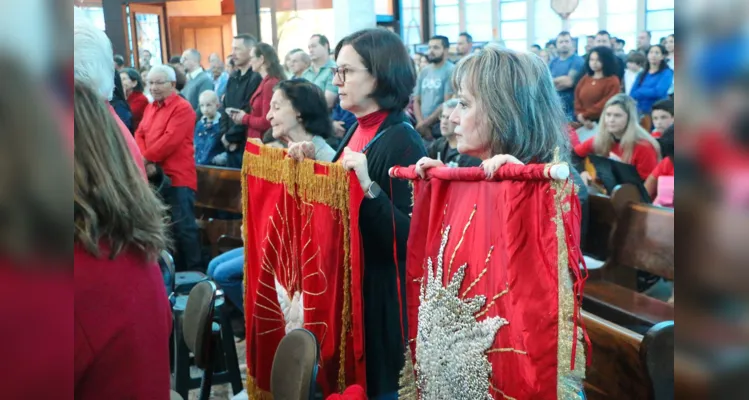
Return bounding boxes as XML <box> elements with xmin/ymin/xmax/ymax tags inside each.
<box><xmin>74</xmin><ymin>7</ymin><xmax>115</xmax><ymax>100</ymax></box>
<box><xmin>443</xmin><ymin>98</ymin><xmax>460</xmax><ymax>109</ymax></box>
<box><xmin>148</xmin><ymin>65</ymin><xmax>177</xmax><ymax>82</ymax></box>
<box><xmin>183</xmin><ymin>48</ymin><xmax>201</xmax><ymax>62</ymax></box>
<box><xmin>452</xmin><ymin>44</ymin><xmax>570</xmax><ymax>163</ymax></box>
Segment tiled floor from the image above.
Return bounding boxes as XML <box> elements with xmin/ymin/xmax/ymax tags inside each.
<box><xmin>186</xmin><ymin>339</ymin><xmax>247</xmax><ymax>400</ymax></box>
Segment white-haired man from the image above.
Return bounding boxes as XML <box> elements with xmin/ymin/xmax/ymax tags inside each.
<box><xmin>181</xmin><ymin>48</ymin><xmax>214</xmax><ymax>117</ymax></box>
<box><xmin>135</xmin><ymin>65</ymin><xmax>202</xmax><ymax>273</ymax></box>
<box><xmin>73</xmin><ymin>7</ymin><xmax>146</xmax><ymax>178</ymax></box>
<box><xmin>208</xmin><ymin>52</ymin><xmax>229</xmax><ymax>99</ymax></box>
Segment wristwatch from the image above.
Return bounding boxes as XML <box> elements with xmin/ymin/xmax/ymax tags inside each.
<box><xmin>365</xmin><ymin>181</ymin><xmax>382</xmax><ymax>199</ymax></box>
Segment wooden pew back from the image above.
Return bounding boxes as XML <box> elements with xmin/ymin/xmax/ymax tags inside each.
<box><xmin>195</xmin><ymin>166</ymin><xmax>242</xmax><ymax>214</ymax></box>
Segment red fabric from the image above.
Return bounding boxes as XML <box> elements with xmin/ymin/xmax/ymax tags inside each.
<box><xmin>0</xmin><ymin>265</ymin><xmax>73</xmax><ymax>399</ymax></box>
<box><xmin>74</xmin><ymin>244</ymin><xmax>172</xmax><ymax>399</ymax></box>
<box><xmin>402</xmin><ymin>164</ymin><xmax>585</xmax><ymax>399</ymax></box>
<box><xmin>243</xmin><ymin>76</ymin><xmax>280</xmax><ymax>139</ymax></box>
<box><xmin>108</xmin><ymin>104</ymin><xmax>147</xmax><ymax>179</ymax></box>
<box><xmin>346</xmin><ymin>110</ymin><xmax>389</xmax><ymax>153</ymax></box>
<box><xmin>243</xmin><ymin>142</ymin><xmax>366</xmax><ymax>396</ymax></box>
<box><xmin>651</xmin><ymin>130</ymin><xmax>663</xmax><ymax>139</ymax></box>
<box><xmin>574</xmin><ymin>75</ymin><xmax>621</xmax><ymax>121</ymax></box>
<box><xmin>573</xmin><ymin>137</ymin><xmax>659</xmax><ymax>180</ymax></box>
<box><xmin>135</xmin><ymin>93</ymin><xmax>197</xmax><ymax>190</ymax></box>
<box><xmin>127</xmin><ymin>91</ymin><xmax>150</xmax><ymax>132</ymax></box>
<box><xmin>325</xmin><ymin>385</ymin><xmax>367</xmax><ymax>400</ymax></box>
<box><xmin>651</xmin><ymin>157</ymin><xmax>674</xmax><ymax>178</ymax></box>
<box><xmin>696</xmin><ymin>130</ymin><xmax>749</xmax><ymax>175</ymax></box>
<box><xmin>567</xmin><ymin>126</ymin><xmax>581</xmax><ymax>147</ymax></box>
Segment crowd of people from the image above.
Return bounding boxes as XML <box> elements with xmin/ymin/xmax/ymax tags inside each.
<box><xmin>74</xmin><ymin>2</ymin><xmax>675</xmax><ymax>396</ymax></box>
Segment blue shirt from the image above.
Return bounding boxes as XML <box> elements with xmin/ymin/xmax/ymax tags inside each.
<box><xmin>630</xmin><ymin>68</ymin><xmax>674</xmax><ymax>114</ymax></box>
<box><xmin>213</xmin><ymin>72</ymin><xmax>229</xmax><ymax>100</ymax></box>
<box><xmin>332</xmin><ymin>103</ymin><xmax>356</xmax><ymax>132</ymax></box>
<box><xmin>549</xmin><ymin>55</ymin><xmax>585</xmax><ymax>121</ymax></box>
<box><xmin>194</xmin><ymin>114</ymin><xmax>223</xmax><ymax>165</ymax></box>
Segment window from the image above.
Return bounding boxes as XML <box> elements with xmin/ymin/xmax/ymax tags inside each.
<box><xmin>434</xmin><ymin>0</ymin><xmax>459</xmax><ymax>42</ymax></box>
<box><xmin>78</xmin><ymin>6</ymin><xmax>106</xmax><ymax>31</ymax></box>
<box><xmin>465</xmin><ymin>0</ymin><xmax>493</xmax><ymax>42</ymax></box>
<box><xmin>401</xmin><ymin>0</ymin><xmax>422</xmax><ymax>47</ymax></box>
<box><xmin>646</xmin><ymin>0</ymin><xmax>674</xmax><ymax>45</ymax></box>
<box><xmin>606</xmin><ymin>0</ymin><xmax>636</xmax><ymax>53</ymax></box>
<box><xmin>533</xmin><ymin>0</ymin><xmax>561</xmax><ymax>49</ymax></box>
<box><xmin>567</xmin><ymin>0</ymin><xmax>598</xmax><ymax>54</ymax></box>
<box><xmin>500</xmin><ymin>0</ymin><xmax>528</xmax><ymax>51</ymax></box>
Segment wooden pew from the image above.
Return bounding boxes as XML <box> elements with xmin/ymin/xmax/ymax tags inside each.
<box><xmin>195</xmin><ymin>166</ymin><xmax>243</xmax><ymax>257</ymax></box>
<box><xmin>583</xmin><ymin>184</ymin><xmax>641</xmax><ymax>265</ymax></box>
<box><xmin>584</xmin><ymin>201</ymin><xmax>674</xmax><ymax>329</ymax></box>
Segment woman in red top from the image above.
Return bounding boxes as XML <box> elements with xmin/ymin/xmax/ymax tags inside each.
<box><xmin>646</xmin><ymin>124</ymin><xmax>674</xmax><ymax>207</ymax></box>
<box><xmin>575</xmin><ymin>94</ymin><xmax>661</xmax><ymax>183</ymax></box>
<box><xmin>232</xmin><ymin>42</ymin><xmax>284</xmax><ymax>139</ymax></box>
<box><xmin>574</xmin><ymin>46</ymin><xmax>622</xmax><ymax>142</ymax></box>
<box><xmin>74</xmin><ymin>81</ymin><xmax>173</xmax><ymax>399</ymax></box>
<box><xmin>120</xmin><ymin>68</ymin><xmax>150</xmax><ymax>132</ymax></box>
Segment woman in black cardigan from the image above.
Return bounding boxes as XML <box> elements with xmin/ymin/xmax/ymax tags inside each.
<box><xmin>332</xmin><ymin>29</ymin><xmax>426</xmax><ymax>399</ymax></box>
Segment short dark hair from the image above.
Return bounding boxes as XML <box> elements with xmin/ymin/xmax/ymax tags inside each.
<box><xmin>584</xmin><ymin>46</ymin><xmax>619</xmax><ymax>78</ymax></box>
<box><xmin>121</xmin><ymin>68</ymin><xmax>144</xmax><ymax>93</ymax></box>
<box><xmin>114</xmin><ymin>54</ymin><xmax>125</xmax><ymax>68</ymax></box>
<box><xmin>626</xmin><ymin>51</ymin><xmax>647</xmax><ymax>68</ymax></box>
<box><xmin>557</xmin><ymin>31</ymin><xmax>572</xmax><ymax>39</ymax></box>
<box><xmin>168</xmin><ymin>55</ymin><xmax>182</xmax><ymax>65</ymax></box>
<box><xmin>596</xmin><ymin>30</ymin><xmax>611</xmax><ymax>39</ymax></box>
<box><xmin>658</xmin><ymin>124</ymin><xmax>674</xmax><ymax>160</ymax></box>
<box><xmin>335</xmin><ymin>28</ymin><xmax>416</xmax><ymax>111</ymax></box>
<box><xmin>545</xmin><ymin>40</ymin><xmax>556</xmax><ymax>48</ymax></box>
<box><xmin>234</xmin><ymin>33</ymin><xmax>258</xmax><ymax>48</ymax></box>
<box><xmin>531</xmin><ymin>44</ymin><xmax>542</xmax><ymax>51</ymax></box>
<box><xmin>429</xmin><ymin>35</ymin><xmax>450</xmax><ymax>49</ymax></box>
<box><xmin>459</xmin><ymin>32</ymin><xmax>473</xmax><ymax>43</ymax></box>
<box><xmin>587</xmin><ymin>35</ymin><xmax>596</xmax><ymax>40</ymax></box>
<box><xmin>643</xmin><ymin>30</ymin><xmax>652</xmax><ymax>38</ymax></box>
<box><xmin>616</xmin><ymin>38</ymin><xmax>626</xmax><ymax>46</ymax></box>
<box><xmin>652</xmin><ymin>98</ymin><xmax>674</xmax><ymax>117</ymax></box>
<box><xmin>274</xmin><ymin>79</ymin><xmax>333</xmax><ymax>139</ymax></box>
<box><xmin>311</xmin><ymin>34</ymin><xmax>331</xmax><ymax>50</ymax></box>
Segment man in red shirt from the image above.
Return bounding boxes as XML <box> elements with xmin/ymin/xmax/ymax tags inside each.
<box><xmin>136</xmin><ymin>65</ymin><xmax>202</xmax><ymax>272</ymax></box>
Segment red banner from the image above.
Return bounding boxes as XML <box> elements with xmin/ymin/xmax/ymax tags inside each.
<box><xmin>392</xmin><ymin>164</ymin><xmax>586</xmax><ymax>400</ymax></box>
<box><xmin>243</xmin><ymin>141</ymin><xmax>366</xmax><ymax>398</ymax></box>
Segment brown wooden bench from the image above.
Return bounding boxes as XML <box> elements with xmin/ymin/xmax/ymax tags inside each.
<box><xmin>583</xmin><ymin>184</ymin><xmax>641</xmax><ymax>264</ymax></box>
<box><xmin>195</xmin><ymin>166</ymin><xmax>243</xmax><ymax>258</ymax></box>
<box><xmin>584</xmin><ymin>200</ymin><xmax>674</xmax><ymax>329</ymax></box>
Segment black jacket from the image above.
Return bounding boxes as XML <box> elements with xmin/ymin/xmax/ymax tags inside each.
<box><xmin>220</xmin><ymin>68</ymin><xmax>262</xmax><ymax>167</ymax></box>
<box><xmin>426</xmin><ymin>137</ymin><xmax>482</xmax><ymax>167</ymax></box>
<box><xmin>332</xmin><ymin>111</ymin><xmax>427</xmax><ymax>398</ymax></box>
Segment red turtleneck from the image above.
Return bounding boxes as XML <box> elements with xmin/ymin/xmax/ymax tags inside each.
<box><xmin>346</xmin><ymin>109</ymin><xmax>389</xmax><ymax>153</ymax></box>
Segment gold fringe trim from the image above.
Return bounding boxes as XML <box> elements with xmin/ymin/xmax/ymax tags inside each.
<box><xmin>246</xmin><ymin>375</ymin><xmax>274</xmax><ymax>400</ymax></box>
<box><xmin>242</xmin><ymin>142</ymin><xmax>354</xmax><ymax>394</ymax></box>
<box><xmin>398</xmin><ymin>346</ymin><xmax>418</xmax><ymax>400</ymax></box>
<box><xmin>551</xmin><ymin>167</ymin><xmax>586</xmax><ymax>400</ymax></box>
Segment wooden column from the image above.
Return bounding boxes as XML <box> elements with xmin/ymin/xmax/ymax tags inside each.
<box><xmin>234</xmin><ymin>0</ymin><xmax>260</xmax><ymax>38</ymax></box>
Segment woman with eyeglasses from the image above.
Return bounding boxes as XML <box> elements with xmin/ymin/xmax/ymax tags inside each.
<box><xmin>326</xmin><ymin>29</ymin><xmax>427</xmax><ymax>399</ymax></box>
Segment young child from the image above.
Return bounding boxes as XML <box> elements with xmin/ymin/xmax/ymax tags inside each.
<box><xmin>194</xmin><ymin>91</ymin><xmax>223</xmax><ymax>166</ymax></box>
<box><xmin>645</xmin><ymin>125</ymin><xmax>674</xmax><ymax>207</ymax></box>
<box><xmin>624</xmin><ymin>51</ymin><xmax>646</xmax><ymax>95</ymax></box>
<box><xmin>650</xmin><ymin>98</ymin><xmax>674</xmax><ymax>139</ymax></box>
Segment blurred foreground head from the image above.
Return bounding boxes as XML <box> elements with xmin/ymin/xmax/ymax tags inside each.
<box><xmin>0</xmin><ymin>57</ymin><xmax>70</xmax><ymax>266</ymax></box>
<box><xmin>74</xmin><ymin>6</ymin><xmax>115</xmax><ymax>101</ymax></box>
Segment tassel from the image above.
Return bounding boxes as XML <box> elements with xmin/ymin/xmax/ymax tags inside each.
<box><xmin>398</xmin><ymin>346</ymin><xmax>418</xmax><ymax>400</ymax></box>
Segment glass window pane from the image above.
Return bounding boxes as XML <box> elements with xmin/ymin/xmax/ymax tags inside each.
<box><xmin>607</xmin><ymin>0</ymin><xmax>636</xmax><ymax>14</ymax></box>
<box><xmin>569</xmin><ymin>19</ymin><xmax>598</xmax><ymax>39</ymax></box>
<box><xmin>533</xmin><ymin>0</ymin><xmax>562</xmax><ymax>47</ymax></box>
<box><xmin>503</xmin><ymin>39</ymin><xmax>528</xmax><ymax>52</ymax></box>
<box><xmin>647</xmin><ymin>0</ymin><xmax>674</xmax><ymax>11</ymax></box>
<box><xmin>467</xmin><ymin>3</ymin><xmax>493</xmax><ymax>23</ymax></box>
<box><xmin>568</xmin><ymin>0</ymin><xmax>598</xmax><ymax>19</ymax></box>
<box><xmin>607</xmin><ymin>13</ymin><xmax>636</xmax><ymax>35</ymax></box>
<box><xmin>500</xmin><ymin>1</ymin><xmax>527</xmax><ymax>20</ymax></box>
<box><xmin>501</xmin><ymin>21</ymin><xmax>527</xmax><ymax>40</ymax></box>
<box><xmin>435</xmin><ymin>0</ymin><xmax>457</xmax><ymax>6</ymax></box>
<box><xmin>471</xmin><ymin>23</ymin><xmax>494</xmax><ymax>42</ymax></box>
<box><xmin>651</xmin><ymin>30</ymin><xmax>674</xmax><ymax>45</ymax></box>
<box><xmin>435</xmin><ymin>24</ymin><xmax>460</xmax><ymax>41</ymax></box>
<box><xmin>435</xmin><ymin>5</ymin><xmax>460</xmax><ymax>25</ymax></box>
<box><xmin>646</xmin><ymin>10</ymin><xmax>674</xmax><ymax>31</ymax></box>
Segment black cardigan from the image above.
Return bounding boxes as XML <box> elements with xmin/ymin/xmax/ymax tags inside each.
<box><xmin>333</xmin><ymin>111</ymin><xmax>426</xmax><ymax>397</ymax></box>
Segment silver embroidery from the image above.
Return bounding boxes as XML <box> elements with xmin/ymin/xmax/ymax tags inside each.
<box><xmin>415</xmin><ymin>226</ymin><xmax>508</xmax><ymax>400</ymax></box>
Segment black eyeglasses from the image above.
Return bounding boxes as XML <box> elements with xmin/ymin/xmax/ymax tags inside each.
<box><xmin>331</xmin><ymin>66</ymin><xmax>368</xmax><ymax>83</ymax></box>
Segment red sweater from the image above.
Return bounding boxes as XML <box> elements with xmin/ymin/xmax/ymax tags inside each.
<box><xmin>243</xmin><ymin>75</ymin><xmax>280</xmax><ymax>139</ymax></box>
<box><xmin>574</xmin><ymin>137</ymin><xmax>659</xmax><ymax>180</ymax></box>
<box><xmin>74</xmin><ymin>244</ymin><xmax>172</xmax><ymax>399</ymax></box>
<box><xmin>346</xmin><ymin>109</ymin><xmax>389</xmax><ymax>153</ymax></box>
<box><xmin>109</xmin><ymin>104</ymin><xmax>147</xmax><ymax>179</ymax></box>
<box><xmin>136</xmin><ymin>93</ymin><xmax>197</xmax><ymax>190</ymax></box>
<box><xmin>127</xmin><ymin>91</ymin><xmax>150</xmax><ymax>132</ymax></box>
<box><xmin>574</xmin><ymin>75</ymin><xmax>621</xmax><ymax>121</ymax></box>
